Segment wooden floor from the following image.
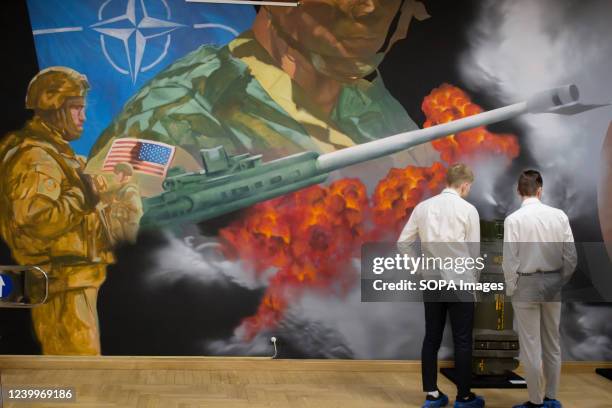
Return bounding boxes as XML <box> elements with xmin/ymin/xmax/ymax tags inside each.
<box><xmin>0</xmin><ymin>357</ymin><xmax>610</xmax><ymax>408</ymax></box>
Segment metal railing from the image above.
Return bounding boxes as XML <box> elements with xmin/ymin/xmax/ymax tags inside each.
<box><xmin>0</xmin><ymin>265</ymin><xmax>49</xmax><ymax>308</ymax></box>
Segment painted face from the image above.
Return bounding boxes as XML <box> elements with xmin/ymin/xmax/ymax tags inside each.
<box><xmin>66</xmin><ymin>98</ymin><xmax>86</xmax><ymax>131</ymax></box>
<box><xmin>114</xmin><ymin>171</ymin><xmax>129</xmax><ymax>184</ymax></box>
<box><xmin>267</xmin><ymin>0</ymin><xmax>404</xmax><ymax>79</ymax></box>
<box><xmin>269</xmin><ymin>0</ymin><xmax>402</xmax><ymax>57</ymax></box>
<box><xmin>57</xmin><ymin>96</ymin><xmax>86</xmax><ymax>141</ymax></box>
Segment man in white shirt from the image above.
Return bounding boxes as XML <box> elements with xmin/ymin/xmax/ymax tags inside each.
<box><xmin>399</xmin><ymin>163</ymin><xmax>485</xmax><ymax>408</ymax></box>
<box><xmin>503</xmin><ymin>170</ymin><xmax>577</xmax><ymax>408</ymax></box>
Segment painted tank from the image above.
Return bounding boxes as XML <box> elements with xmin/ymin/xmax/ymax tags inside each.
<box><xmin>140</xmin><ymin>84</ymin><xmax>593</xmax><ymax>229</ymax></box>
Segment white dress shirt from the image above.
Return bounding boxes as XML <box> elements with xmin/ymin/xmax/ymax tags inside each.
<box><xmin>502</xmin><ymin>197</ymin><xmax>577</xmax><ymax>295</ymax></box>
<box><xmin>398</xmin><ymin>188</ymin><xmax>481</xmax><ymax>283</ymax></box>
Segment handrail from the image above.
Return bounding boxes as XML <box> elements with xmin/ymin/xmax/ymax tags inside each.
<box><xmin>0</xmin><ymin>265</ymin><xmax>49</xmax><ymax>308</ymax></box>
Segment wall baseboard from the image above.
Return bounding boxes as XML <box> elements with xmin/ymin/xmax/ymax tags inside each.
<box><xmin>0</xmin><ymin>355</ymin><xmax>609</xmax><ymax>373</ymax></box>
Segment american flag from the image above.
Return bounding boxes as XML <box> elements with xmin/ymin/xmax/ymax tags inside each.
<box><xmin>102</xmin><ymin>138</ymin><xmax>176</xmax><ymax>177</ymax></box>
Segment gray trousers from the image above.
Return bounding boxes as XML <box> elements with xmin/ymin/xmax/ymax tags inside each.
<box><xmin>512</xmin><ymin>273</ymin><xmax>563</xmax><ymax>405</ymax></box>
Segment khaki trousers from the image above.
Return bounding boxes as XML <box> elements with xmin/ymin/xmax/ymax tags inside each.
<box><xmin>512</xmin><ymin>274</ymin><xmax>563</xmax><ymax>405</ymax></box>
<box><xmin>31</xmin><ymin>264</ymin><xmax>106</xmax><ymax>355</ymax></box>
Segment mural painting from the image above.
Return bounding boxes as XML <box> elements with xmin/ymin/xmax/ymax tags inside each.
<box><xmin>0</xmin><ymin>0</ymin><xmax>610</xmax><ymax>360</ymax></box>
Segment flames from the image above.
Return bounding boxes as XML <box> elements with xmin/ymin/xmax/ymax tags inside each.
<box><xmin>219</xmin><ymin>84</ymin><xmax>520</xmax><ymax>340</ymax></box>
<box><xmin>372</xmin><ymin>162</ymin><xmax>447</xmax><ymax>236</ymax></box>
<box><xmin>423</xmin><ymin>83</ymin><xmax>520</xmax><ymax>163</ymax></box>
<box><xmin>220</xmin><ymin>180</ymin><xmax>368</xmax><ymax>338</ymax></box>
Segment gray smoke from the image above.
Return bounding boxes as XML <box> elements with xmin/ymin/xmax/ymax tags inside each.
<box><xmin>206</xmin><ymin>307</ymin><xmax>355</xmax><ymax>358</ymax></box>
<box><xmin>462</xmin><ymin>0</ymin><xmax>612</xmax><ymax>361</ymax></box>
<box><xmin>284</xmin><ymin>288</ymin><xmax>453</xmax><ymax>359</ymax></box>
<box><xmin>468</xmin><ymin>157</ymin><xmax>517</xmax><ymax>220</ymax></box>
<box><xmin>460</xmin><ymin>0</ymin><xmax>612</xmax><ymax>219</ymax></box>
<box><xmin>206</xmin><ymin>262</ymin><xmax>455</xmax><ymax>359</ymax></box>
<box><xmin>561</xmin><ymin>303</ymin><xmax>612</xmax><ymax>360</ymax></box>
<box><xmin>145</xmin><ymin>223</ymin><xmax>459</xmax><ymax>359</ymax></box>
<box><xmin>151</xmin><ymin>228</ymin><xmax>610</xmax><ymax>360</ymax></box>
<box><xmin>146</xmin><ymin>230</ymin><xmax>274</xmax><ymax>290</ymax></box>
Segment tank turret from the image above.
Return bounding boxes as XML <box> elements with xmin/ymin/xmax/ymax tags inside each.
<box><xmin>140</xmin><ymin>148</ymin><xmax>326</xmax><ymax>227</ymax></box>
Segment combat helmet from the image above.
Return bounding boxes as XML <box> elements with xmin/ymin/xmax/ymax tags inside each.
<box><xmin>25</xmin><ymin>66</ymin><xmax>89</xmax><ymax>111</ymax></box>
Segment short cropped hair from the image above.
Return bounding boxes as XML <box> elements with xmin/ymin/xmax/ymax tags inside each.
<box><xmin>518</xmin><ymin>169</ymin><xmax>543</xmax><ymax>196</ymax></box>
<box><xmin>446</xmin><ymin>163</ymin><xmax>474</xmax><ymax>187</ymax></box>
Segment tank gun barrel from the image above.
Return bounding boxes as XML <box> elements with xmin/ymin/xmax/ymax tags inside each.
<box><xmin>316</xmin><ymin>84</ymin><xmax>579</xmax><ymax>173</ymax></box>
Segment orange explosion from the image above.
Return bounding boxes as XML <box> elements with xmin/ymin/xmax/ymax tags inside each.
<box><xmin>423</xmin><ymin>83</ymin><xmax>520</xmax><ymax>163</ymax></box>
<box><xmin>220</xmin><ymin>179</ymin><xmax>369</xmax><ymax>339</ymax></box>
<box><xmin>220</xmin><ymin>84</ymin><xmax>521</xmax><ymax>340</ymax></box>
<box><xmin>371</xmin><ymin>162</ymin><xmax>447</xmax><ymax>236</ymax></box>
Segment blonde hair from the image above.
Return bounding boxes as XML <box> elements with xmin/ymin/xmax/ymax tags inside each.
<box><xmin>446</xmin><ymin>163</ymin><xmax>474</xmax><ymax>187</ymax></box>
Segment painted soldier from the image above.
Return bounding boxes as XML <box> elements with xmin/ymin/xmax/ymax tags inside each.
<box><xmin>0</xmin><ymin>67</ymin><xmax>114</xmax><ymax>355</ymax></box>
<box><xmin>105</xmin><ymin>162</ymin><xmax>143</xmax><ymax>244</ymax></box>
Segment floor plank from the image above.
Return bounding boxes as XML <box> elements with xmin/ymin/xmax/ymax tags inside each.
<box><xmin>0</xmin><ymin>358</ymin><xmax>610</xmax><ymax>407</ymax></box>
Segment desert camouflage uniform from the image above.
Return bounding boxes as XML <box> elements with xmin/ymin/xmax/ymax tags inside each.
<box><xmin>107</xmin><ymin>181</ymin><xmax>143</xmax><ymax>244</ymax></box>
<box><xmin>0</xmin><ymin>68</ymin><xmax>113</xmax><ymax>355</ymax></box>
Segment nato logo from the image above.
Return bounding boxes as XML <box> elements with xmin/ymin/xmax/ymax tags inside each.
<box><xmin>27</xmin><ymin>0</ymin><xmax>255</xmax><ymax>155</ymax></box>
<box><xmin>0</xmin><ymin>274</ymin><xmax>14</xmax><ymax>298</ymax></box>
